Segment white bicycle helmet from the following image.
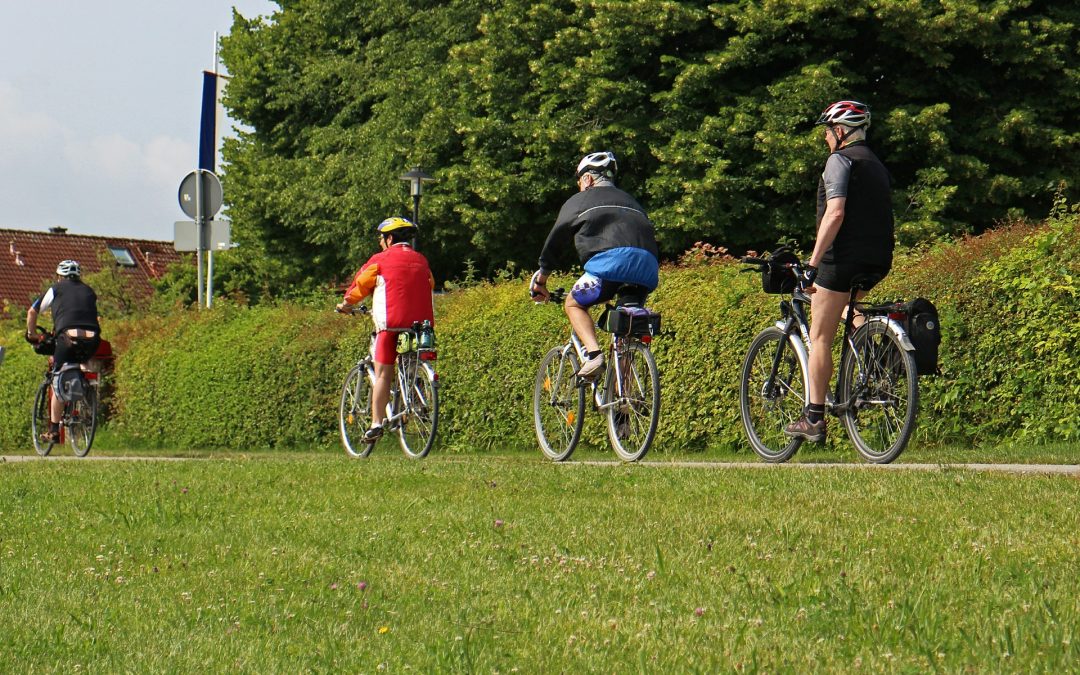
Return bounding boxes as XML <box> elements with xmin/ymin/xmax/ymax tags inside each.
<box><xmin>575</xmin><ymin>151</ymin><xmax>618</xmax><ymax>179</ymax></box>
<box><xmin>815</xmin><ymin>100</ymin><xmax>871</xmax><ymax>128</ymax></box>
<box><xmin>56</xmin><ymin>259</ymin><xmax>81</xmax><ymax>278</ymax></box>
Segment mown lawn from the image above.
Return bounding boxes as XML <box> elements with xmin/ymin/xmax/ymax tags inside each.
<box><xmin>1</xmin><ymin>455</ymin><xmax>1078</xmax><ymax>671</ymax></box>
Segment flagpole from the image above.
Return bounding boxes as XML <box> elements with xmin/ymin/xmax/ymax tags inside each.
<box><xmin>206</xmin><ymin>31</ymin><xmax>219</xmax><ymax>309</ymax></box>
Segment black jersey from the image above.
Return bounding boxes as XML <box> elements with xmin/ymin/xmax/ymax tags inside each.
<box><xmin>816</xmin><ymin>142</ymin><xmax>894</xmax><ymax>268</ymax></box>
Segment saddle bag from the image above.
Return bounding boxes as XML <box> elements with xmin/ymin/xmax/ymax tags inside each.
<box><xmin>601</xmin><ymin>306</ymin><xmax>662</xmax><ymax>338</ymax></box>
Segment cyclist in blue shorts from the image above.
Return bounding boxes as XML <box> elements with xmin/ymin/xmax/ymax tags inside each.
<box><xmin>530</xmin><ymin>151</ymin><xmax>660</xmax><ymax>378</ymax></box>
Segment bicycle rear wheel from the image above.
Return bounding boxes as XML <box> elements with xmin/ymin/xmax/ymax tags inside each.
<box><xmin>533</xmin><ymin>346</ymin><xmax>584</xmax><ymax>461</ymax></box>
<box><xmin>739</xmin><ymin>327</ymin><xmax>807</xmax><ymax>462</ymax></box>
<box><xmin>397</xmin><ymin>356</ymin><xmax>438</xmax><ymax>459</ymax></box>
<box><xmin>31</xmin><ymin>380</ymin><xmax>54</xmax><ymax>457</ymax></box>
<box><xmin>605</xmin><ymin>340</ymin><xmax>660</xmax><ymax>462</ymax></box>
<box><xmin>339</xmin><ymin>362</ymin><xmax>375</xmax><ymax>458</ymax></box>
<box><xmin>68</xmin><ymin>387</ymin><xmax>97</xmax><ymax>457</ymax></box>
<box><xmin>838</xmin><ymin>320</ymin><xmax>919</xmax><ymax>463</ymax></box>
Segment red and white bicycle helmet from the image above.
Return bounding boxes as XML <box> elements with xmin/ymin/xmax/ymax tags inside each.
<box><xmin>815</xmin><ymin>100</ymin><xmax>871</xmax><ymax>128</ymax></box>
<box><xmin>575</xmin><ymin>151</ymin><xmax>618</xmax><ymax>179</ymax></box>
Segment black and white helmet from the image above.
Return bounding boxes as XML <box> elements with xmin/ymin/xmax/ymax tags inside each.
<box><xmin>815</xmin><ymin>100</ymin><xmax>871</xmax><ymax>128</ymax></box>
<box><xmin>575</xmin><ymin>151</ymin><xmax>618</xmax><ymax>179</ymax></box>
<box><xmin>56</xmin><ymin>259</ymin><xmax>81</xmax><ymax>278</ymax></box>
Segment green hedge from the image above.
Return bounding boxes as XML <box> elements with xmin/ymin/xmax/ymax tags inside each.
<box><xmin>2</xmin><ymin>207</ymin><xmax>1077</xmax><ymax>453</ymax></box>
<box><xmin>0</xmin><ymin>324</ymin><xmax>47</xmax><ymax>450</ymax></box>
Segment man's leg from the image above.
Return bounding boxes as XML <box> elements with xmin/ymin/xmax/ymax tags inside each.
<box><xmin>565</xmin><ymin>294</ymin><xmax>600</xmax><ymax>353</ymax></box>
<box><xmin>371</xmin><ymin>362</ymin><xmax>393</xmax><ymax>428</ymax></box>
<box><xmin>807</xmin><ymin>287</ymin><xmax>851</xmax><ymax>405</ymax></box>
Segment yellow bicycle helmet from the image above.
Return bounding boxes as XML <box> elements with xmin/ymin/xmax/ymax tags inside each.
<box><xmin>375</xmin><ymin>216</ymin><xmax>416</xmax><ymax>234</ymax></box>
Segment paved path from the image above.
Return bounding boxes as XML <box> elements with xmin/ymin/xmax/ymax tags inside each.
<box><xmin>583</xmin><ymin>460</ymin><xmax>1080</xmax><ymax>476</ymax></box>
<box><xmin>2</xmin><ymin>455</ymin><xmax>1078</xmax><ymax>476</ymax></box>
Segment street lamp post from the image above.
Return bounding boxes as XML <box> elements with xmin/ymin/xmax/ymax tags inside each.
<box><xmin>398</xmin><ymin>167</ymin><xmax>434</xmax><ymax>229</ymax></box>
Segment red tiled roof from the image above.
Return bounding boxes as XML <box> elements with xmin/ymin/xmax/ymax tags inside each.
<box><xmin>1</xmin><ymin>228</ymin><xmax>186</xmax><ymax>312</ymax></box>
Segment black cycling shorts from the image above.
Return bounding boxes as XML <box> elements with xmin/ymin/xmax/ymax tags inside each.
<box><xmin>53</xmin><ymin>333</ymin><xmax>101</xmax><ymax>369</ymax></box>
<box><xmin>815</xmin><ymin>262</ymin><xmax>890</xmax><ymax>293</ymax></box>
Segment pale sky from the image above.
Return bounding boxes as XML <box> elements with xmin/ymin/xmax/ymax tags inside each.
<box><xmin>0</xmin><ymin>0</ymin><xmax>278</xmax><ymax>242</ymax></box>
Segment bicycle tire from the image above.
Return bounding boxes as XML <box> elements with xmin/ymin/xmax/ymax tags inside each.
<box><xmin>31</xmin><ymin>380</ymin><xmax>54</xmax><ymax>457</ymax></box>
<box><xmin>739</xmin><ymin>327</ymin><xmax>807</xmax><ymax>463</ymax></box>
<box><xmin>533</xmin><ymin>346</ymin><xmax>585</xmax><ymax>461</ymax></box>
<box><xmin>339</xmin><ymin>362</ymin><xmax>375</xmax><ymax>458</ymax></box>
<box><xmin>838</xmin><ymin>320</ymin><xmax>919</xmax><ymax>464</ymax></box>
<box><xmin>397</xmin><ymin>356</ymin><xmax>438</xmax><ymax>459</ymax></box>
<box><xmin>605</xmin><ymin>340</ymin><xmax>660</xmax><ymax>462</ymax></box>
<box><xmin>68</xmin><ymin>387</ymin><xmax>97</xmax><ymax>457</ymax></box>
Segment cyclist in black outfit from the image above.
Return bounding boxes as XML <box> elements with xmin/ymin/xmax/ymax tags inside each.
<box><xmin>26</xmin><ymin>260</ymin><xmax>101</xmax><ymax>443</ymax></box>
<box><xmin>529</xmin><ymin>152</ymin><xmax>660</xmax><ymax>378</ymax></box>
<box><xmin>786</xmin><ymin>101</ymin><xmax>895</xmax><ymax>442</ymax></box>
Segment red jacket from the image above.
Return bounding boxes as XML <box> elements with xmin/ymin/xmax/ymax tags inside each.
<box><xmin>343</xmin><ymin>244</ymin><xmax>435</xmax><ymax>330</ymax></box>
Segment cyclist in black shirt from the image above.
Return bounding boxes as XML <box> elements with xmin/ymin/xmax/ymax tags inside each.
<box><xmin>786</xmin><ymin>101</ymin><xmax>895</xmax><ymax>442</ymax></box>
<box><xmin>26</xmin><ymin>260</ymin><xmax>101</xmax><ymax>443</ymax></box>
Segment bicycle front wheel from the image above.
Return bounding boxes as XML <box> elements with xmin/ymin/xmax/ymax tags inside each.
<box><xmin>31</xmin><ymin>380</ymin><xmax>54</xmax><ymax>457</ymax></box>
<box><xmin>838</xmin><ymin>320</ymin><xmax>919</xmax><ymax>464</ymax></box>
<box><xmin>340</xmin><ymin>362</ymin><xmax>375</xmax><ymax>458</ymax></box>
<box><xmin>739</xmin><ymin>327</ymin><xmax>807</xmax><ymax>463</ymax></box>
<box><xmin>397</xmin><ymin>357</ymin><xmax>438</xmax><ymax>459</ymax></box>
<box><xmin>605</xmin><ymin>340</ymin><xmax>660</xmax><ymax>462</ymax></box>
<box><xmin>533</xmin><ymin>346</ymin><xmax>584</xmax><ymax>461</ymax></box>
<box><xmin>68</xmin><ymin>387</ymin><xmax>97</xmax><ymax>457</ymax></box>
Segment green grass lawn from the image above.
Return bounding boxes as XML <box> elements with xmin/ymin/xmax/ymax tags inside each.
<box><xmin>2</xmin><ymin>454</ymin><xmax>1078</xmax><ymax>671</ymax></box>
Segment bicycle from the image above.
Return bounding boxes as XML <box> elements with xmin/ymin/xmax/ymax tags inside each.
<box><xmin>337</xmin><ymin>305</ymin><xmax>439</xmax><ymax>459</ymax></box>
<box><xmin>738</xmin><ymin>252</ymin><xmax>919</xmax><ymax>464</ymax></box>
<box><xmin>29</xmin><ymin>328</ymin><xmax>99</xmax><ymax>457</ymax></box>
<box><xmin>532</xmin><ymin>288</ymin><xmax>662</xmax><ymax>462</ymax></box>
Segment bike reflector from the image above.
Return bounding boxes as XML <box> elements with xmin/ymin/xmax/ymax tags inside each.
<box><xmin>419</xmin><ymin>351</ymin><xmax>438</xmax><ymax>361</ymax></box>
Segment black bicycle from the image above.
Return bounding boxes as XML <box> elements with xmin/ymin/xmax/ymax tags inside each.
<box><xmin>30</xmin><ymin>329</ymin><xmax>99</xmax><ymax>457</ymax></box>
<box><xmin>739</xmin><ymin>252</ymin><xmax>919</xmax><ymax>463</ymax></box>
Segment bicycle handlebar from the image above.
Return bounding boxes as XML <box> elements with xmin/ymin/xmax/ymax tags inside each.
<box><xmin>741</xmin><ymin>255</ymin><xmax>813</xmax><ymax>294</ymax></box>
<box><xmin>336</xmin><ymin>304</ymin><xmax>369</xmax><ymax>315</ymax></box>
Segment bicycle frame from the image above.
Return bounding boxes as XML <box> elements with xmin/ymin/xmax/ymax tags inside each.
<box><xmin>768</xmin><ymin>286</ymin><xmax>914</xmax><ymax>415</ymax></box>
<box><xmin>560</xmin><ymin>329</ymin><xmax>640</xmax><ymax>413</ymax></box>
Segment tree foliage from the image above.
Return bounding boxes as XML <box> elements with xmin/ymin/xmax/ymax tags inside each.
<box><xmin>220</xmin><ymin>0</ymin><xmax>1079</xmax><ymax>292</ymax></box>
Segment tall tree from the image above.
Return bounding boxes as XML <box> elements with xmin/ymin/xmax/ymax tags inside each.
<box><xmin>220</xmin><ymin>0</ymin><xmax>1079</xmax><ymax>292</ymax></box>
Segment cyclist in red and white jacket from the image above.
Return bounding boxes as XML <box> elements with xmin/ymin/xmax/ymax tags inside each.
<box><xmin>337</xmin><ymin>217</ymin><xmax>435</xmax><ymax>444</ymax></box>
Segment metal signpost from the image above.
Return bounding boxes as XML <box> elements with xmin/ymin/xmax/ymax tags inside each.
<box><xmin>176</xmin><ymin>169</ymin><xmax>226</xmax><ymax>308</ymax></box>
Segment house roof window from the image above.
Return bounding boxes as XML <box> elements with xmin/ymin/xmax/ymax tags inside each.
<box><xmin>109</xmin><ymin>246</ymin><xmax>137</xmax><ymax>267</ymax></box>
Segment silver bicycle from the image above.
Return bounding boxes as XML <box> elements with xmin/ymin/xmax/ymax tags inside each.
<box><xmin>532</xmin><ymin>288</ymin><xmax>661</xmax><ymax>462</ymax></box>
<box><xmin>338</xmin><ymin>306</ymin><xmax>439</xmax><ymax>459</ymax></box>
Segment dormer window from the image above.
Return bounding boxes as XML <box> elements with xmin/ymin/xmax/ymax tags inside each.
<box><xmin>109</xmin><ymin>246</ymin><xmax>137</xmax><ymax>267</ymax></box>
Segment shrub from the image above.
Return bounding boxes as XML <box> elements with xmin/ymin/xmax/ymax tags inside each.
<box><xmin>2</xmin><ymin>207</ymin><xmax>1077</xmax><ymax>453</ymax></box>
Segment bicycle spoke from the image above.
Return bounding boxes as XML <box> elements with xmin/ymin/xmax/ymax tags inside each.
<box><xmin>840</xmin><ymin>320</ymin><xmax>918</xmax><ymax>463</ymax></box>
<box><xmin>739</xmin><ymin>328</ymin><xmax>806</xmax><ymax>462</ymax></box>
<box><xmin>534</xmin><ymin>346</ymin><xmax>584</xmax><ymax>461</ymax></box>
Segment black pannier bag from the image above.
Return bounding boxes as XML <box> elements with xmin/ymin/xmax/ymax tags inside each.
<box><xmin>600</xmin><ymin>306</ymin><xmax>662</xmax><ymax>338</ymax></box>
<box><xmin>902</xmin><ymin>297</ymin><xmax>941</xmax><ymax>376</ymax></box>
<box><xmin>762</xmin><ymin>247</ymin><xmax>800</xmax><ymax>294</ymax></box>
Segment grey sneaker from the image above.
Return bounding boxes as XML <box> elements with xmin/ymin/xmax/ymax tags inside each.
<box><xmin>577</xmin><ymin>353</ymin><xmax>605</xmax><ymax>379</ymax></box>
<box><xmin>362</xmin><ymin>425</ymin><xmax>385</xmax><ymax>444</ymax></box>
<box><xmin>784</xmin><ymin>415</ymin><xmax>826</xmax><ymax>443</ymax></box>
